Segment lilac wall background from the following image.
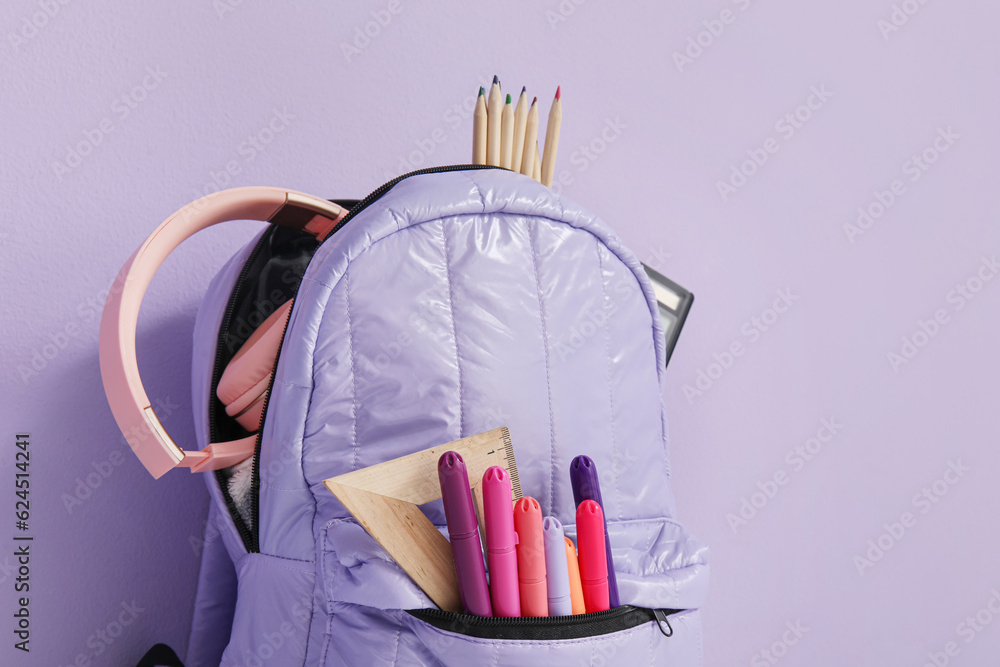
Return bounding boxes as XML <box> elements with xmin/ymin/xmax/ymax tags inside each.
<box><xmin>2</xmin><ymin>1</ymin><xmax>998</xmax><ymax>665</ymax></box>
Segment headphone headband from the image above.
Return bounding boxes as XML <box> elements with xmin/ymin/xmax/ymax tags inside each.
<box><xmin>99</xmin><ymin>187</ymin><xmax>345</xmax><ymax>478</ymax></box>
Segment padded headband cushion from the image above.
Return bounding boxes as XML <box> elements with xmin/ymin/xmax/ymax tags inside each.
<box><xmin>217</xmin><ymin>300</ymin><xmax>293</xmax><ymax>430</ymax></box>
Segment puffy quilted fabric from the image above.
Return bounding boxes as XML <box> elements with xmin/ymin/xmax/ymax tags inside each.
<box><xmin>188</xmin><ymin>168</ymin><xmax>709</xmax><ymax>666</ymax></box>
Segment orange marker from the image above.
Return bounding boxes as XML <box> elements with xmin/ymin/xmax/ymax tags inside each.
<box><xmin>564</xmin><ymin>536</ymin><xmax>586</xmax><ymax>615</ymax></box>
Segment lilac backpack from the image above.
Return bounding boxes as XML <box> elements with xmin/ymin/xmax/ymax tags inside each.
<box><xmin>184</xmin><ymin>166</ymin><xmax>709</xmax><ymax>666</ymax></box>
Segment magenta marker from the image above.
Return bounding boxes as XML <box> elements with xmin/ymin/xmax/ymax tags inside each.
<box><xmin>438</xmin><ymin>451</ymin><xmax>492</xmax><ymax>616</ymax></box>
<box><xmin>483</xmin><ymin>465</ymin><xmax>520</xmax><ymax>617</ymax></box>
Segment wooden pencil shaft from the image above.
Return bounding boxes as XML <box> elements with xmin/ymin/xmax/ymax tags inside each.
<box><xmin>472</xmin><ymin>89</ymin><xmax>487</xmax><ymax>165</ymax></box>
<box><xmin>486</xmin><ymin>81</ymin><xmax>502</xmax><ymax>167</ymax></box>
<box><xmin>511</xmin><ymin>90</ymin><xmax>528</xmax><ymax>173</ymax></box>
<box><xmin>500</xmin><ymin>97</ymin><xmax>514</xmax><ymax>169</ymax></box>
<box><xmin>520</xmin><ymin>102</ymin><xmax>539</xmax><ymax>176</ymax></box>
<box><xmin>541</xmin><ymin>95</ymin><xmax>562</xmax><ymax>187</ymax></box>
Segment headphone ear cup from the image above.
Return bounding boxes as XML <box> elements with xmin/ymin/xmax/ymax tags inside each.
<box><xmin>216</xmin><ymin>300</ymin><xmax>293</xmax><ymax>432</ymax></box>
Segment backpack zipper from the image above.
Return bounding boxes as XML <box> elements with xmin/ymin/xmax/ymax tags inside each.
<box><xmin>210</xmin><ymin>165</ymin><xmax>501</xmax><ymax>552</ymax></box>
<box><xmin>319</xmin><ymin>164</ymin><xmax>501</xmax><ymax>243</ymax></box>
<box><xmin>406</xmin><ymin>605</ymin><xmax>683</xmax><ymax>640</ymax></box>
<box><xmin>209</xmin><ymin>227</ymin><xmax>273</xmax><ymax>552</ymax></box>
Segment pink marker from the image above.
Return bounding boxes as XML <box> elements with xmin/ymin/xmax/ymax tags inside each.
<box><xmin>483</xmin><ymin>466</ymin><xmax>520</xmax><ymax>617</ymax></box>
<box><xmin>577</xmin><ymin>500</ymin><xmax>610</xmax><ymax>613</ymax></box>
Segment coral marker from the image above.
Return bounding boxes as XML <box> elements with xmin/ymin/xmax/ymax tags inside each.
<box><xmin>514</xmin><ymin>497</ymin><xmax>547</xmax><ymax>616</ymax></box>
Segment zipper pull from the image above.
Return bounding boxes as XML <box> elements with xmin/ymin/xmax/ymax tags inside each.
<box><xmin>653</xmin><ymin>609</ymin><xmax>674</xmax><ymax>637</ymax></box>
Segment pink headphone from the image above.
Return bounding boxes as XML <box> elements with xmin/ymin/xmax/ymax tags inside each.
<box><xmin>99</xmin><ymin>187</ymin><xmax>346</xmax><ymax>478</ymax></box>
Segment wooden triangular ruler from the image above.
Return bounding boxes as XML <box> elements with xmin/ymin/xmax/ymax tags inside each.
<box><xmin>323</xmin><ymin>427</ymin><xmax>520</xmax><ymax>612</ymax></box>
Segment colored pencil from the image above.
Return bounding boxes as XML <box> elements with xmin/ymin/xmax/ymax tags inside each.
<box><xmin>541</xmin><ymin>86</ymin><xmax>562</xmax><ymax>187</ymax></box>
<box><xmin>511</xmin><ymin>87</ymin><xmax>528</xmax><ymax>173</ymax></box>
<box><xmin>486</xmin><ymin>75</ymin><xmax>502</xmax><ymax>167</ymax></box>
<box><xmin>520</xmin><ymin>97</ymin><xmax>538</xmax><ymax>177</ymax></box>
<box><xmin>500</xmin><ymin>93</ymin><xmax>514</xmax><ymax>169</ymax></box>
<box><xmin>472</xmin><ymin>87</ymin><xmax>487</xmax><ymax>165</ymax></box>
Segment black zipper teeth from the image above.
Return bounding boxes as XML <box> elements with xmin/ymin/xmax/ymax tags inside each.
<box><xmin>209</xmin><ymin>227</ymin><xmax>274</xmax><ymax>552</ymax></box>
<box><xmin>235</xmin><ymin>164</ymin><xmax>502</xmax><ymax>551</ymax></box>
<box><xmin>411</xmin><ymin>604</ymin><xmax>678</xmax><ymax>628</ymax></box>
<box><xmin>406</xmin><ymin>605</ymin><xmax>685</xmax><ymax>640</ymax></box>
<box><xmin>319</xmin><ymin>164</ymin><xmax>501</xmax><ymax>243</ymax></box>
<box><xmin>245</xmin><ymin>298</ymin><xmax>293</xmax><ymax>553</ymax></box>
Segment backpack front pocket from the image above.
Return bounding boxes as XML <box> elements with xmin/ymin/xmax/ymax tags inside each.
<box><xmin>395</xmin><ymin>605</ymin><xmax>703</xmax><ymax>666</ymax></box>
<box><xmin>321</xmin><ymin>602</ymin><xmax>702</xmax><ymax>666</ymax></box>
<box><xmin>320</xmin><ymin>515</ymin><xmax>708</xmax><ymax>665</ymax></box>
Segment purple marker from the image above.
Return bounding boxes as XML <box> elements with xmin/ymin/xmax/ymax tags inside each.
<box><xmin>569</xmin><ymin>455</ymin><xmax>620</xmax><ymax>608</ymax></box>
<box><xmin>439</xmin><ymin>451</ymin><xmax>492</xmax><ymax>616</ymax></box>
